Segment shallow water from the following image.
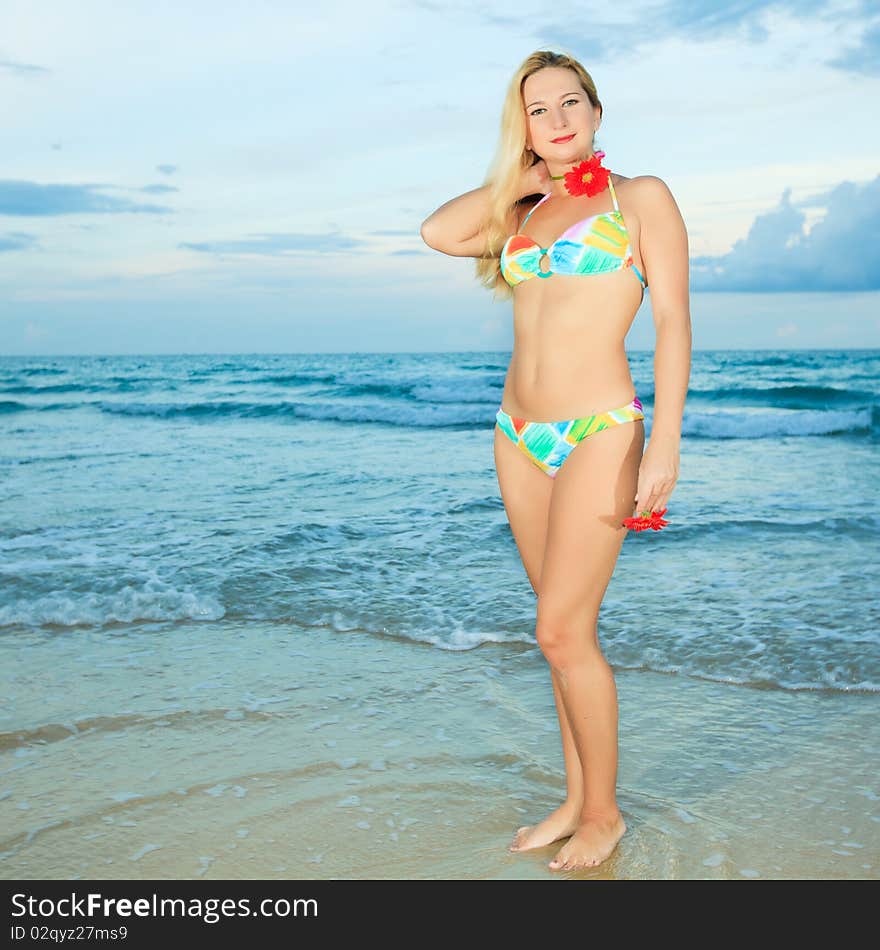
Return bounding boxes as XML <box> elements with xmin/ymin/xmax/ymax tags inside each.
<box><xmin>1</xmin><ymin>621</ymin><xmax>875</xmax><ymax>880</ymax></box>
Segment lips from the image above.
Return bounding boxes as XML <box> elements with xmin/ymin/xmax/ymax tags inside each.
<box><xmin>552</xmin><ymin>133</ymin><xmax>575</xmax><ymax>143</ymax></box>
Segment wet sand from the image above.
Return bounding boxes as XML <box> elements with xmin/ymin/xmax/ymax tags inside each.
<box><xmin>1</xmin><ymin>620</ymin><xmax>877</xmax><ymax>879</ymax></box>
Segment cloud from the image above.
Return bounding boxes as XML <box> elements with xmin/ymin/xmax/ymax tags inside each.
<box><xmin>654</xmin><ymin>0</ymin><xmax>827</xmax><ymax>41</ymax></box>
<box><xmin>156</xmin><ymin>165</ymin><xmax>178</xmax><ymax>176</ymax></box>
<box><xmin>140</xmin><ymin>184</ymin><xmax>179</xmax><ymax>194</ymax></box>
<box><xmin>654</xmin><ymin>0</ymin><xmax>880</xmax><ymax>75</ymax></box>
<box><xmin>484</xmin><ymin>1</ymin><xmax>878</xmax><ymax>75</ymax></box>
<box><xmin>0</xmin><ymin>181</ymin><xmax>173</xmax><ymax>216</ymax></box>
<box><xmin>0</xmin><ymin>232</ymin><xmax>39</xmax><ymax>253</ymax></box>
<box><xmin>180</xmin><ymin>232</ymin><xmax>364</xmax><ymax>255</ymax></box>
<box><xmin>0</xmin><ymin>59</ymin><xmax>49</xmax><ymax>75</ymax></box>
<box><xmin>692</xmin><ymin>173</ymin><xmax>880</xmax><ymax>291</ymax></box>
<box><xmin>827</xmin><ymin>17</ymin><xmax>880</xmax><ymax>75</ymax></box>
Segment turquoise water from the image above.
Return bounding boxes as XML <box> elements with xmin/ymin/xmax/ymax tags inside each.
<box><xmin>1</xmin><ymin>348</ymin><xmax>878</xmax><ymax>693</ymax></box>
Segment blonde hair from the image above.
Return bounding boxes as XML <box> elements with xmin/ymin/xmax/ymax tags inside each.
<box><xmin>475</xmin><ymin>50</ymin><xmax>603</xmax><ymax>302</ymax></box>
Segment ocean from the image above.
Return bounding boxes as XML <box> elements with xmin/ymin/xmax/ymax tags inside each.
<box><xmin>1</xmin><ymin>348</ymin><xmax>877</xmax><ymax>879</ymax></box>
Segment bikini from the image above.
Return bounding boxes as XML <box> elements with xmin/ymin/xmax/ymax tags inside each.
<box><xmin>495</xmin><ymin>174</ymin><xmax>647</xmax><ymax>479</ymax></box>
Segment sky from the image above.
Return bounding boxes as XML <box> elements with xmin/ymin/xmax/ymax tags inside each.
<box><xmin>1</xmin><ymin>0</ymin><xmax>879</xmax><ymax>355</ymax></box>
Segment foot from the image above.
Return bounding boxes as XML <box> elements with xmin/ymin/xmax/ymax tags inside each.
<box><xmin>508</xmin><ymin>801</ymin><xmax>581</xmax><ymax>852</ymax></box>
<box><xmin>548</xmin><ymin>810</ymin><xmax>627</xmax><ymax>871</ymax></box>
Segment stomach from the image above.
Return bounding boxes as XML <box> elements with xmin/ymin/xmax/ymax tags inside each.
<box><xmin>499</xmin><ymin>269</ymin><xmax>645</xmax><ymax>421</ymax></box>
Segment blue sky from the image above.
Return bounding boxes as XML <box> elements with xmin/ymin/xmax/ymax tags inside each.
<box><xmin>1</xmin><ymin>0</ymin><xmax>879</xmax><ymax>355</ymax></box>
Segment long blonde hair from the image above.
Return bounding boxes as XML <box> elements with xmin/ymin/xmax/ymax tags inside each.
<box><xmin>476</xmin><ymin>50</ymin><xmax>603</xmax><ymax>302</ymax></box>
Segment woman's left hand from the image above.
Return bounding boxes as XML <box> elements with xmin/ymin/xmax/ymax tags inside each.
<box><xmin>634</xmin><ymin>438</ymin><xmax>680</xmax><ymax>515</ymax></box>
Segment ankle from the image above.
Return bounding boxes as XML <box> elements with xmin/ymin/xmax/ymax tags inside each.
<box><xmin>579</xmin><ymin>805</ymin><xmax>623</xmax><ymax>825</ymax></box>
<box><xmin>562</xmin><ymin>795</ymin><xmax>584</xmax><ymax>813</ymax></box>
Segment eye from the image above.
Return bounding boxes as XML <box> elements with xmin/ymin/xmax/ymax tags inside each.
<box><xmin>529</xmin><ymin>98</ymin><xmax>580</xmax><ymax>116</ymax></box>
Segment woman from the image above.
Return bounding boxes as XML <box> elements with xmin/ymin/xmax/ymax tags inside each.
<box><xmin>420</xmin><ymin>49</ymin><xmax>691</xmax><ymax>872</ymax></box>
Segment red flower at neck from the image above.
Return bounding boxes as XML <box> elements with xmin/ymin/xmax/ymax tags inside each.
<box><xmin>563</xmin><ymin>149</ymin><xmax>610</xmax><ymax>197</ymax></box>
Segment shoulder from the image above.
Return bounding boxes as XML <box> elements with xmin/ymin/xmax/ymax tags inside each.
<box><xmin>613</xmin><ymin>173</ymin><xmax>674</xmax><ymax>200</ymax></box>
<box><xmin>614</xmin><ymin>174</ymin><xmax>683</xmax><ymax>228</ymax></box>
<box><xmin>618</xmin><ymin>174</ymin><xmax>680</xmax><ymax>210</ymax></box>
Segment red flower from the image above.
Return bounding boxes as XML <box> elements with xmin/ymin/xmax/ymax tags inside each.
<box><xmin>563</xmin><ymin>149</ymin><xmax>610</xmax><ymax>197</ymax></box>
<box><xmin>622</xmin><ymin>507</ymin><xmax>669</xmax><ymax>532</ymax></box>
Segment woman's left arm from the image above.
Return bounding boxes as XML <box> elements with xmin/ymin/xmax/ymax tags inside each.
<box><xmin>633</xmin><ymin>176</ymin><xmax>692</xmax><ymax>516</ymax></box>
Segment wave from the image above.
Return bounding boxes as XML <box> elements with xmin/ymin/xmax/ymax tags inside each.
<box><xmin>320</xmin><ymin>619</ymin><xmax>879</xmax><ymax>695</ymax></box>
<box><xmin>680</xmin><ymin>405</ymin><xmax>875</xmax><ymax>438</ymax></box>
<box><xmin>0</xmin><ymin>583</ymin><xmax>225</xmax><ymax>629</ymax></box>
<box><xmin>93</xmin><ymin>398</ymin><xmax>877</xmax><ymax>436</ymax></box>
<box><xmin>680</xmin><ymin>384</ymin><xmax>877</xmax><ymax>408</ymax></box>
<box><xmin>96</xmin><ymin>399</ymin><xmax>494</xmax><ymax>426</ymax></box>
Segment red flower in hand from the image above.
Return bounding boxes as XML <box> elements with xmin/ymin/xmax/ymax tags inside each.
<box><xmin>622</xmin><ymin>507</ymin><xmax>669</xmax><ymax>532</ymax></box>
<box><xmin>564</xmin><ymin>149</ymin><xmax>610</xmax><ymax>197</ymax></box>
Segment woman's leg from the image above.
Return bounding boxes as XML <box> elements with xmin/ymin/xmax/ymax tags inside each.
<box><xmin>535</xmin><ymin>417</ymin><xmax>644</xmax><ymax>871</ymax></box>
<box><xmin>494</xmin><ymin>425</ymin><xmax>587</xmax><ymax>851</ymax></box>
<box><xmin>493</xmin><ymin>424</ymin><xmax>553</xmax><ymax>593</ymax></box>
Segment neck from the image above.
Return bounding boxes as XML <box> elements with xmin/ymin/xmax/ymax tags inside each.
<box><xmin>546</xmin><ymin>148</ymin><xmax>601</xmax><ymax>199</ymax></box>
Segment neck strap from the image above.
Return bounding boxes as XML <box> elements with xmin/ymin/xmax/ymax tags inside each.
<box><xmin>607</xmin><ymin>175</ymin><xmax>620</xmax><ymax>212</ymax></box>
<box><xmin>522</xmin><ymin>174</ymin><xmax>618</xmax><ymax>228</ymax></box>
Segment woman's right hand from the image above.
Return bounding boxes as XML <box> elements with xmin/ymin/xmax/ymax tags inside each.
<box><xmin>519</xmin><ymin>159</ymin><xmax>551</xmax><ymax>198</ymax></box>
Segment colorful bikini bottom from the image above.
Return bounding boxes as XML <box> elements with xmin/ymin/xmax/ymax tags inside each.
<box><xmin>495</xmin><ymin>396</ymin><xmax>645</xmax><ymax>478</ymax></box>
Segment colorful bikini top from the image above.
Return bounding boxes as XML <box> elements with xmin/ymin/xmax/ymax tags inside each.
<box><xmin>500</xmin><ymin>175</ymin><xmax>648</xmax><ymax>290</ymax></box>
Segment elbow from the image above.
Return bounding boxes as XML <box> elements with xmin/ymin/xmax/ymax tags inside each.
<box><xmin>420</xmin><ymin>219</ymin><xmax>438</xmax><ymax>249</ymax></box>
<box><xmin>421</xmin><ymin>220</ymin><xmax>452</xmax><ymax>253</ymax></box>
<box><xmin>653</xmin><ymin>306</ymin><xmax>692</xmax><ymax>332</ymax></box>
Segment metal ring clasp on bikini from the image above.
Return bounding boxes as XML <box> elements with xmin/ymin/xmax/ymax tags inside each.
<box><xmin>538</xmin><ymin>248</ymin><xmax>552</xmax><ymax>277</ymax></box>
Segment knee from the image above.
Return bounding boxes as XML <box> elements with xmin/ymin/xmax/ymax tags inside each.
<box><xmin>534</xmin><ymin>600</ymin><xmax>600</xmax><ymax>667</ymax></box>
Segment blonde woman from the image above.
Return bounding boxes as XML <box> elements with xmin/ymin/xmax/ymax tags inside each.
<box><xmin>421</xmin><ymin>49</ymin><xmax>692</xmax><ymax>872</ymax></box>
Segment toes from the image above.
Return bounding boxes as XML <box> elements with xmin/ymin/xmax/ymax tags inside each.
<box><xmin>549</xmin><ymin>850</ymin><xmax>581</xmax><ymax>871</ymax></box>
<box><xmin>551</xmin><ymin>842</ymin><xmax>572</xmax><ymax>867</ymax></box>
<box><xmin>509</xmin><ymin>826</ymin><xmax>530</xmax><ymax>849</ymax></box>
<box><xmin>508</xmin><ymin>828</ymin><xmax>527</xmax><ymax>851</ymax></box>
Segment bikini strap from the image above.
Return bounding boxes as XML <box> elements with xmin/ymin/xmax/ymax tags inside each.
<box><xmin>607</xmin><ymin>174</ymin><xmax>620</xmax><ymax>212</ymax></box>
<box><xmin>520</xmin><ymin>191</ymin><xmax>552</xmax><ymax>227</ymax></box>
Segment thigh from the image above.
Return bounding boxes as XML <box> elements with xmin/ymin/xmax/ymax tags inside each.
<box><xmin>537</xmin><ymin>420</ymin><xmax>645</xmax><ymax>638</ymax></box>
<box><xmin>493</xmin><ymin>424</ymin><xmax>554</xmax><ymax>594</ymax></box>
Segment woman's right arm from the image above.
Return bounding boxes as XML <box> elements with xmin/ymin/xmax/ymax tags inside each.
<box><xmin>420</xmin><ymin>162</ymin><xmax>549</xmax><ymax>258</ymax></box>
<box><xmin>420</xmin><ymin>185</ymin><xmax>511</xmax><ymax>258</ymax></box>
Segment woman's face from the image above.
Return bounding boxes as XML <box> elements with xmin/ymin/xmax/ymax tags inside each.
<box><xmin>522</xmin><ymin>66</ymin><xmax>599</xmax><ymax>160</ymax></box>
